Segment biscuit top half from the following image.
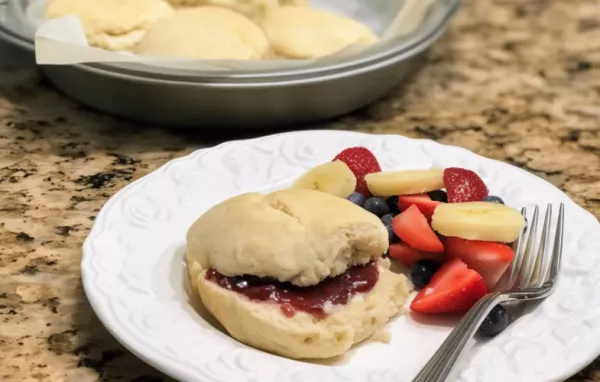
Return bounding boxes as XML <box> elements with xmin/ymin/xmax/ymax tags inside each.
<box><xmin>186</xmin><ymin>189</ymin><xmax>388</xmax><ymax>287</ymax></box>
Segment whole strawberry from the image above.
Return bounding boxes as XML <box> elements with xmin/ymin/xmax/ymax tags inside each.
<box><xmin>333</xmin><ymin>147</ymin><xmax>381</xmax><ymax>196</ymax></box>
<box><xmin>443</xmin><ymin>168</ymin><xmax>488</xmax><ymax>203</ymax></box>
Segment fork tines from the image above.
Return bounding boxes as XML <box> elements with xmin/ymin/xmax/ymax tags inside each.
<box><xmin>506</xmin><ymin>203</ymin><xmax>565</xmax><ymax>292</ymax></box>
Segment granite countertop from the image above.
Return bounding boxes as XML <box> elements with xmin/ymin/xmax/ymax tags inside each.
<box><xmin>1</xmin><ymin>0</ymin><xmax>599</xmax><ymax>381</ymax></box>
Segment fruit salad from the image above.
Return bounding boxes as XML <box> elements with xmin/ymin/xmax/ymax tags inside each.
<box><xmin>292</xmin><ymin>147</ymin><xmax>526</xmax><ymax>338</ymax></box>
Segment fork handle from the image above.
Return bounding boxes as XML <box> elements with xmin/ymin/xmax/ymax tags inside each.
<box><xmin>413</xmin><ymin>293</ymin><xmax>507</xmax><ymax>382</ymax></box>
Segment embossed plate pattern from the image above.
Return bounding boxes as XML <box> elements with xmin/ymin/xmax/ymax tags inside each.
<box><xmin>82</xmin><ymin>130</ymin><xmax>600</xmax><ymax>382</ymax></box>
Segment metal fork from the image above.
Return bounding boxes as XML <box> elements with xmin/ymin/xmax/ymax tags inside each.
<box><xmin>413</xmin><ymin>203</ymin><xmax>565</xmax><ymax>382</ymax></box>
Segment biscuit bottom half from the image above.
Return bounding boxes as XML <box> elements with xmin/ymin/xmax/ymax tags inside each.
<box><xmin>189</xmin><ymin>259</ymin><xmax>412</xmax><ymax>359</ymax></box>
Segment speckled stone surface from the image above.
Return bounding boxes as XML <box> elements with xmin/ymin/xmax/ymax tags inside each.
<box><xmin>0</xmin><ymin>0</ymin><xmax>599</xmax><ymax>381</ymax></box>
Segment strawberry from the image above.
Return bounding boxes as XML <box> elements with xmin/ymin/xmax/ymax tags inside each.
<box><xmin>388</xmin><ymin>242</ymin><xmax>446</xmax><ymax>268</ymax></box>
<box><xmin>410</xmin><ymin>258</ymin><xmax>488</xmax><ymax>314</ymax></box>
<box><xmin>397</xmin><ymin>194</ymin><xmax>442</xmax><ymax>221</ymax></box>
<box><xmin>392</xmin><ymin>205</ymin><xmax>444</xmax><ymax>252</ymax></box>
<box><xmin>445</xmin><ymin>237</ymin><xmax>514</xmax><ymax>290</ymax></box>
<box><xmin>333</xmin><ymin>147</ymin><xmax>381</xmax><ymax>196</ymax></box>
<box><xmin>443</xmin><ymin>168</ymin><xmax>488</xmax><ymax>203</ymax></box>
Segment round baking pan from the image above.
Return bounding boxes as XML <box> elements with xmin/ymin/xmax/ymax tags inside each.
<box><xmin>0</xmin><ymin>0</ymin><xmax>33</xmax><ymax>51</ymax></box>
<box><xmin>0</xmin><ymin>0</ymin><xmax>460</xmax><ymax>128</ymax></box>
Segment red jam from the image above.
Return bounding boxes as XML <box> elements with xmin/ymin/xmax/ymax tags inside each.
<box><xmin>206</xmin><ymin>261</ymin><xmax>379</xmax><ymax>319</ymax></box>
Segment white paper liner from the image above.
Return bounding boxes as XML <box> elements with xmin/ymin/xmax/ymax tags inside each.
<box><xmin>27</xmin><ymin>0</ymin><xmax>436</xmax><ymax>71</ymax></box>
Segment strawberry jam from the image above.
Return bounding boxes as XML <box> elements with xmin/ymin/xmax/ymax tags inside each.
<box><xmin>205</xmin><ymin>261</ymin><xmax>379</xmax><ymax>319</ymax></box>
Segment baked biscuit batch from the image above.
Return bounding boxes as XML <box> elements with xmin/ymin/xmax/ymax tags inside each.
<box><xmin>44</xmin><ymin>0</ymin><xmax>379</xmax><ymax>59</ymax></box>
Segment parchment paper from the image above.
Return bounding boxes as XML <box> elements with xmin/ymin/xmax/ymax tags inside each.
<box><xmin>27</xmin><ymin>0</ymin><xmax>436</xmax><ymax>70</ymax></box>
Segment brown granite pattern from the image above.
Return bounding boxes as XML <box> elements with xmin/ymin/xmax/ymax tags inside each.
<box><xmin>0</xmin><ymin>0</ymin><xmax>599</xmax><ymax>381</ymax></box>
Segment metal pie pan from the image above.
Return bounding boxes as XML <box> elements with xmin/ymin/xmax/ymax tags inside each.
<box><xmin>0</xmin><ymin>0</ymin><xmax>460</xmax><ymax>127</ymax></box>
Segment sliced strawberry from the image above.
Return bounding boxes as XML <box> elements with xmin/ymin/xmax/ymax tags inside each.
<box><xmin>443</xmin><ymin>168</ymin><xmax>488</xmax><ymax>203</ymax></box>
<box><xmin>410</xmin><ymin>258</ymin><xmax>488</xmax><ymax>314</ymax></box>
<box><xmin>445</xmin><ymin>237</ymin><xmax>514</xmax><ymax>290</ymax></box>
<box><xmin>392</xmin><ymin>205</ymin><xmax>444</xmax><ymax>253</ymax></box>
<box><xmin>388</xmin><ymin>242</ymin><xmax>446</xmax><ymax>268</ymax></box>
<box><xmin>397</xmin><ymin>194</ymin><xmax>442</xmax><ymax>221</ymax></box>
<box><xmin>333</xmin><ymin>147</ymin><xmax>381</xmax><ymax>196</ymax></box>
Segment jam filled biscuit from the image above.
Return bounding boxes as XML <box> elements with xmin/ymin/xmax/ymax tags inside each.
<box><xmin>186</xmin><ymin>189</ymin><xmax>412</xmax><ymax>359</ymax></box>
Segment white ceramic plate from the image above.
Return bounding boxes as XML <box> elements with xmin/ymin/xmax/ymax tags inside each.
<box><xmin>82</xmin><ymin>130</ymin><xmax>600</xmax><ymax>382</ymax></box>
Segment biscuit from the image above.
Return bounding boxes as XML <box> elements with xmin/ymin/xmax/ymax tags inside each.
<box><xmin>166</xmin><ymin>0</ymin><xmax>308</xmax><ymax>21</ymax></box>
<box><xmin>186</xmin><ymin>189</ymin><xmax>388</xmax><ymax>287</ymax></box>
<box><xmin>190</xmin><ymin>259</ymin><xmax>411</xmax><ymax>359</ymax></box>
<box><xmin>44</xmin><ymin>0</ymin><xmax>174</xmax><ymax>51</ymax></box>
<box><xmin>261</xmin><ymin>6</ymin><xmax>378</xmax><ymax>59</ymax></box>
<box><xmin>136</xmin><ymin>7</ymin><xmax>270</xmax><ymax>59</ymax></box>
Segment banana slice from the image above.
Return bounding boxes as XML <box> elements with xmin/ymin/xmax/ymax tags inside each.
<box><xmin>431</xmin><ymin>202</ymin><xmax>525</xmax><ymax>243</ymax></box>
<box><xmin>291</xmin><ymin>160</ymin><xmax>356</xmax><ymax>198</ymax></box>
<box><xmin>365</xmin><ymin>168</ymin><xmax>444</xmax><ymax>197</ymax></box>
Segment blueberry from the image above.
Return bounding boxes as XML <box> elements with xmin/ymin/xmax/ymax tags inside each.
<box><xmin>483</xmin><ymin>195</ymin><xmax>504</xmax><ymax>204</ymax></box>
<box><xmin>428</xmin><ymin>190</ymin><xmax>448</xmax><ymax>203</ymax></box>
<box><xmin>381</xmin><ymin>214</ymin><xmax>394</xmax><ymax>226</ymax></box>
<box><xmin>380</xmin><ymin>214</ymin><xmax>399</xmax><ymax>243</ymax></box>
<box><xmin>348</xmin><ymin>192</ymin><xmax>367</xmax><ymax>207</ymax></box>
<box><xmin>478</xmin><ymin>304</ymin><xmax>510</xmax><ymax>338</ymax></box>
<box><xmin>364</xmin><ymin>197</ymin><xmax>390</xmax><ymax>217</ymax></box>
<box><xmin>410</xmin><ymin>260</ymin><xmax>441</xmax><ymax>289</ymax></box>
<box><xmin>386</xmin><ymin>196</ymin><xmax>400</xmax><ymax>215</ymax></box>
